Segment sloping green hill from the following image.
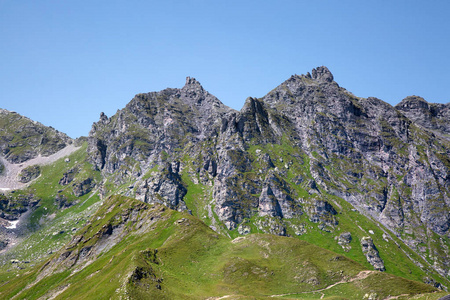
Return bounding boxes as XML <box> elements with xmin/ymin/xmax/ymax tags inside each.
<box><xmin>0</xmin><ymin>195</ymin><xmax>442</xmax><ymax>299</ymax></box>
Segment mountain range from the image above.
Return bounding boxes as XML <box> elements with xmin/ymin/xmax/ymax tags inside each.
<box><xmin>0</xmin><ymin>66</ymin><xmax>449</xmax><ymax>299</ymax></box>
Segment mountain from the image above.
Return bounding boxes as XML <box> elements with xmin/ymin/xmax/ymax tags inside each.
<box><xmin>88</xmin><ymin>66</ymin><xmax>450</xmax><ymax>277</ymax></box>
<box><xmin>0</xmin><ymin>67</ymin><xmax>450</xmax><ymax>299</ymax></box>
<box><xmin>0</xmin><ymin>109</ymin><xmax>72</xmax><ymax>164</ymax></box>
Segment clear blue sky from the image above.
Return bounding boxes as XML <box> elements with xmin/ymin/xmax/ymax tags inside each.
<box><xmin>1</xmin><ymin>1</ymin><xmax>449</xmax><ymax>138</ymax></box>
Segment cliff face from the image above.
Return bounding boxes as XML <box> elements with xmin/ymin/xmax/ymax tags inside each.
<box><xmin>87</xmin><ymin>67</ymin><xmax>450</xmax><ymax>279</ymax></box>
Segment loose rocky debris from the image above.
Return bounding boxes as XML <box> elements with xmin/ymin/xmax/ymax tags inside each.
<box><xmin>0</xmin><ymin>144</ymin><xmax>79</xmax><ymax>190</ymax></box>
<box><xmin>238</xmin><ymin>223</ymin><xmax>251</xmax><ymax>235</ymax></box>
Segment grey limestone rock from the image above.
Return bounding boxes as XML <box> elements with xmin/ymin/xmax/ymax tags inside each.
<box><xmin>396</xmin><ymin>96</ymin><xmax>450</xmax><ymax>138</ymax></box>
<box><xmin>337</xmin><ymin>232</ymin><xmax>352</xmax><ymax>252</ymax></box>
<box><xmin>237</xmin><ymin>223</ymin><xmax>251</xmax><ymax>235</ymax></box>
<box><xmin>305</xmin><ymin>200</ymin><xmax>338</xmax><ymax>227</ymax></box>
<box><xmin>55</xmin><ymin>194</ymin><xmax>75</xmax><ymax>209</ymax></box>
<box><xmin>135</xmin><ymin>162</ymin><xmax>189</xmax><ymax>212</ymax></box>
<box><xmin>0</xmin><ymin>193</ymin><xmax>39</xmax><ymax>221</ymax></box>
<box><xmin>258</xmin><ymin>171</ymin><xmax>301</xmax><ymax>219</ymax></box>
<box><xmin>311</xmin><ymin>66</ymin><xmax>334</xmax><ymax>83</ymax></box>
<box><xmin>361</xmin><ymin>236</ymin><xmax>385</xmax><ymax>271</ymax></box>
<box><xmin>59</xmin><ymin>167</ymin><xmax>79</xmax><ymax>186</ymax></box>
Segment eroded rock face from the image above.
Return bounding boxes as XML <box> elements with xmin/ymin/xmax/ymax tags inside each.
<box><xmin>59</xmin><ymin>167</ymin><xmax>78</xmax><ymax>186</ymax></box>
<box><xmin>134</xmin><ymin>162</ymin><xmax>189</xmax><ymax>212</ymax></box>
<box><xmin>87</xmin><ymin>77</ymin><xmax>234</xmax><ymax>176</ymax></box>
<box><xmin>305</xmin><ymin>200</ymin><xmax>337</xmax><ymax>227</ymax></box>
<box><xmin>0</xmin><ymin>193</ymin><xmax>39</xmax><ymax>220</ymax></box>
<box><xmin>86</xmin><ymin>67</ymin><xmax>450</xmax><ymax>275</ymax></box>
<box><xmin>258</xmin><ymin>171</ymin><xmax>300</xmax><ymax>219</ymax></box>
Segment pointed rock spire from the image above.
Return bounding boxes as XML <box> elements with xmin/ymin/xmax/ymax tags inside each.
<box><xmin>311</xmin><ymin>66</ymin><xmax>334</xmax><ymax>83</ymax></box>
<box><xmin>184</xmin><ymin>76</ymin><xmax>203</xmax><ymax>88</ymax></box>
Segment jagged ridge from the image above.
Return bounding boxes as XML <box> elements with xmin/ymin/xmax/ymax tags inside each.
<box><xmin>1</xmin><ymin>67</ymin><xmax>449</xmax><ymax>297</ymax></box>
<box><xmin>86</xmin><ymin>67</ymin><xmax>450</xmax><ymax>285</ymax></box>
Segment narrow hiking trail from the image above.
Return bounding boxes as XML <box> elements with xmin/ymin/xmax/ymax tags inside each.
<box><xmin>269</xmin><ymin>270</ymin><xmax>375</xmax><ymax>298</ymax></box>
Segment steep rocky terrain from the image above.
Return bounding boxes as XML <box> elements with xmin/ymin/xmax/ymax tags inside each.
<box><xmin>0</xmin><ymin>109</ymin><xmax>77</xmax><ymax>193</ymax></box>
<box><xmin>87</xmin><ymin>67</ymin><xmax>450</xmax><ymax>285</ymax></box>
<box><xmin>0</xmin><ymin>67</ymin><xmax>449</xmax><ymax>299</ymax></box>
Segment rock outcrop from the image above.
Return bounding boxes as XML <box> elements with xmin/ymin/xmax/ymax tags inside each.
<box><xmin>337</xmin><ymin>232</ymin><xmax>352</xmax><ymax>252</ymax></box>
<box><xmin>72</xmin><ymin>178</ymin><xmax>94</xmax><ymax>197</ymax></box>
<box><xmin>17</xmin><ymin>165</ymin><xmax>40</xmax><ymax>183</ymax></box>
<box><xmin>361</xmin><ymin>237</ymin><xmax>385</xmax><ymax>271</ymax></box>
<box><xmin>0</xmin><ymin>193</ymin><xmax>39</xmax><ymax>220</ymax></box>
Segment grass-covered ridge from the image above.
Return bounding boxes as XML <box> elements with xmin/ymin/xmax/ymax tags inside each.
<box><xmin>0</xmin><ymin>109</ymin><xmax>71</xmax><ymax>163</ymax></box>
<box><xmin>0</xmin><ymin>195</ymin><xmax>441</xmax><ymax>299</ymax></box>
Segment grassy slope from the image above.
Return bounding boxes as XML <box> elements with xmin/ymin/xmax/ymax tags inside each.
<box><xmin>0</xmin><ymin>195</ymin><xmax>439</xmax><ymax>300</ymax></box>
<box><xmin>0</xmin><ymin>143</ymin><xmax>102</xmax><ymax>273</ymax></box>
<box><xmin>176</xmin><ymin>138</ymin><xmax>449</xmax><ymax>288</ymax></box>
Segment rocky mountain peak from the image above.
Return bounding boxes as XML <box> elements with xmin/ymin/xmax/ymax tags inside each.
<box><xmin>310</xmin><ymin>66</ymin><xmax>334</xmax><ymax>83</ymax></box>
<box><xmin>183</xmin><ymin>76</ymin><xmax>204</xmax><ymax>91</ymax></box>
<box><xmin>283</xmin><ymin>66</ymin><xmax>335</xmax><ymax>86</ymax></box>
<box><xmin>180</xmin><ymin>76</ymin><xmax>209</xmax><ymax>106</ymax></box>
<box><xmin>180</xmin><ymin>76</ymin><xmax>233</xmax><ymax>115</ymax></box>
<box><xmin>3</xmin><ymin>67</ymin><xmax>450</xmax><ymax>296</ymax></box>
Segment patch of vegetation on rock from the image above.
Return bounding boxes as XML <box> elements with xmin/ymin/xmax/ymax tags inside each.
<box><xmin>17</xmin><ymin>165</ymin><xmax>41</xmax><ymax>183</ymax></box>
